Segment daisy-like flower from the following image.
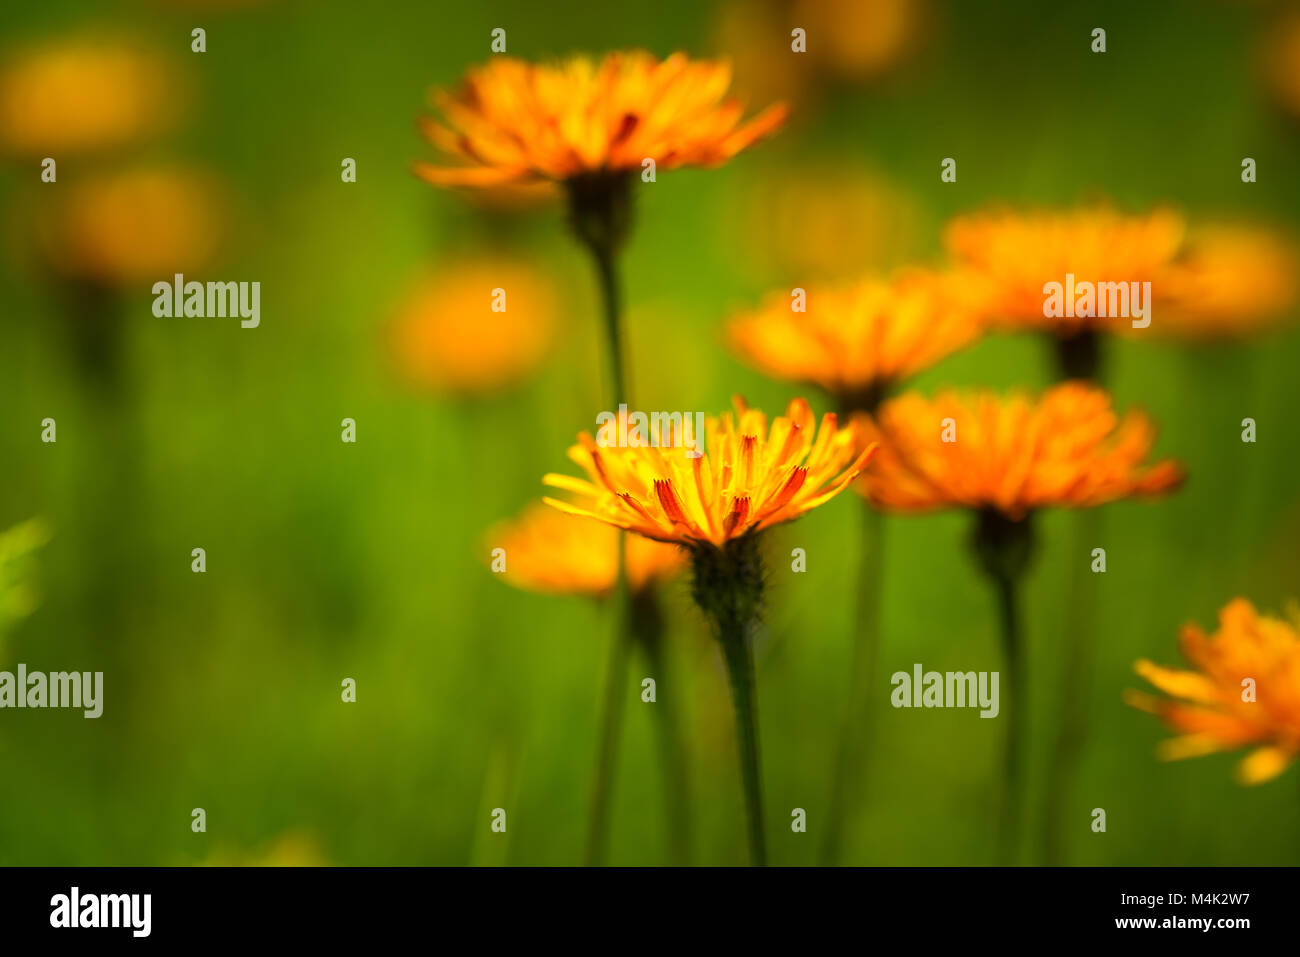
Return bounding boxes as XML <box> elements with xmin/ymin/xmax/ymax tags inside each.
<box><xmin>414</xmin><ymin>51</ymin><xmax>787</xmax><ymax>188</ymax></box>
<box><xmin>727</xmin><ymin>270</ymin><xmax>988</xmax><ymax>413</ymax></box>
<box><xmin>389</xmin><ymin>259</ymin><xmax>556</xmax><ymax>397</ymax></box>
<box><xmin>1154</xmin><ymin>226</ymin><xmax>1298</xmax><ymax>339</ymax></box>
<box><xmin>945</xmin><ymin>206</ymin><xmax>1186</xmax><ymax>380</ymax></box>
<box><xmin>32</xmin><ymin>165</ymin><xmax>223</xmax><ymax>285</ymax></box>
<box><xmin>544</xmin><ymin>397</ymin><xmax>871</xmax><ymax>867</ymax></box>
<box><xmin>487</xmin><ymin>501</ymin><xmax>683</xmax><ymax>598</ymax></box>
<box><xmin>944</xmin><ymin>206</ymin><xmax>1186</xmax><ymax>334</ymax></box>
<box><xmin>856</xmin><ymin>381</ymin><xmax>1182</xmax><ymax>864</ymax></box>
<box><xmin>856</xmin><ymin>381</ymin><xmax>1184</xmax><ymax>519</ymax></box>
<box><xmin>544</xmin><ymin>397</ymin><xmax>872</xmax><ymax>549</ymax></box>
<box><xmin>1128</xmin><ymin>599</ymin><xmax>1300</xmax><ymax>785</ymax></box>
<box><xmin>0</xmin><ymin>38</ymin><xmax>178</xmax><ymax>157</ymax></box>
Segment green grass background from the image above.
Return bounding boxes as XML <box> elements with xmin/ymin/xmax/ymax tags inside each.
<box><xmin>1</xmin><ymin>0</ymin><xmax>1298</xmax><ymax>865</ymax></box>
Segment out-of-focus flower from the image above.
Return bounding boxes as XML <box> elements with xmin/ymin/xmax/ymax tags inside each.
<box><xmin>0</xmin><ymin>518</ymin><xmax>51</xmax><ymax>633</ymax></box>
<box><xmin>1154</xmin><ymin>225</ymin><xmax>1298</xmax><ymax>339</ymax></box>
<box><xmin>1128</xmin><ymin>598</ymin><xmax>1300</xmax><ymax>785</ymax></box>
<box><xmin>945</xmin><ymin>206</ymin><xmax>1186</xmax><ymax>334</ymax></box>
<box><xmin>1264</xmin><ymin>13</ymin><xmax>1300</xmax><ymax>120</ymax></box>
<box><xmin>855</xmin><ymin>382</ymin><xmax>1183</xmax><ymax>518</ymax></box>
<box><xmin>544</xmin><ymin>397</ymin><xmax>872</xmax><ymax>548</ymax></box>
<box><xmin>32</xmin><ymin>165</ymin><xmax>224</xmax><ymax>285</ymax></box>
<box><xmin>389</xmin><ymin>259</ymin><xmax>557</xmax><ymax>396</ymax></box>
<box><xmin>487</xmin><ymin>501</ymin><xmax>683</xmax><ymax>598</ymax></box>
<box><xmin>414</xmin><ymin>51</ymin><xmax>786</xmax><ymax>188</ymax></box>
<box><xmin>0</xmin><ymin>39</ymin><xmax>179</xmax><ymax>157</ymax></box>
<box><xmin>792</xmin><ymin>0</ymin><xmax>924</xmax><ymax>82</ymax></box>
<box><xmin>727</xmin><ymin>270</ymin><xmax>988</xmax><ymax>411</ymax></box>
<box><xmin>732</xmin><ymin>163</ymin><xmax>923</xmax><ymax>281</ymax></box>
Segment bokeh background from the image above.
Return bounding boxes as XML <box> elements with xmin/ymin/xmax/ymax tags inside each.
<box><xmin>2</xmin><ymin>0</ymin><xmax>1299</xmax><ymax>865</ymax></box>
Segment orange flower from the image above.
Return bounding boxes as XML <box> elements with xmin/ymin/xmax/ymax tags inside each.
<box><xmin>0</xmin><ymin>38</ymin><xmax>178</xmax><ymax>157</ymax></box>
<box><xmin>544</xmin><ymin>397</ymin><xmax>872</xmax><ymax>548</ymax></box>
<box><xmin>855</xmin><ymin>382</ymin><xmax>1183</xmax><ymax>518</ymax></box>
<box><xmin>1127</xmin><ymin>599</ymin><xmax>1300</xmax><ymax>785</ymax></box>
<box><xmin>487</xmin><ymin>501</ymin><xmax>683</xmax><ymax>598</ymax></box>
<box><xmin>389</xmin><ymin>260</ymin><xmax>556</xmax><ymax>396</ymax></box>
<box><xmin>944</xmin><ymin>207</ymin><xmax>1186</xmax><ymax>333</ymax></box>
<box><xmin>726</xmin><ymin>270</ymin><xmax>987</xmax><ymax>409</ymax></box>
<box><xmin>32</xmin><ymin>166</ymin><xmax>223</xmax><ymax>284</ymax></box>
<box><xmin>1154</xmin><ymin>226</ymin><xmax>1298</xmax><ymax>339</ymax></box>
<box><xmin>414</xmin><ymin>51</ymin><xmax>786</xmax><ymax>188</ymax></box>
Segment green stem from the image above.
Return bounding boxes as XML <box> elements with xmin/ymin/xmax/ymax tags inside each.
<box><xmin>1041</xmin><ymin>508</ymin><xmax>1101</xmax><ymax>865</ymax></box>
<box><xmin>584</xmin><ymin>535</ymin><xmax>631</xmax><ymax>866</ymax></box>
<box><xmin>821</xmin><ymin>502</ymin><xmax>884</xmax><ymax>865</ymax></box>
<box><xmin>993</xmin><ymin>569</ymin><xmax>1023</xmax><ymax>867</ymax></box>
<box><xmin>633</xmin><ymin>588</ymin><xmax>691</xmax><ymax>866</ymax></box>
<box><xmin>718</xmin><ymin>618</ymin><xmax>766</xmax><ymax>867</ymax></box>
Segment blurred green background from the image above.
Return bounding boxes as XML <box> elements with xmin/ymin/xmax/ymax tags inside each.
<box><xmin>2</xmin><ymin>0</ymin><xmax>1299</xmax><ymax>865</ymax></box>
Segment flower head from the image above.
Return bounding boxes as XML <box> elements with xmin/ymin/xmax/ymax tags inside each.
<box><xmin>1154</xmin><ymin>226</ymin><xmax>1298</xmax><ymax>339</ymax></box>
<box><xmin>727</xmin><ymin>270</ymin><xmax>987</xmax><ymax>410</ymax></box>
<box><xmin>389</xmin><ymin>259</ymin><xmax>556</xmax><ymax>396</ymax></box>
<box><xmin>0</xmin><ymin>38</ymin><xmax>178</xmax><ymax>157</ymax></box>
<box><xmin>32</xmin><ymin>166</ymin><xmax>223</xmax><ymax>285</ymax></box>
<box><xmin>415</xmin><ymin>51</ymin><xmax>786</xmax><ymax>188</ymax></box>
<box><xmin>487</xmin><ymin>501</ymin><xmax>683</xmax><ymax>598</ymax></box>
<box><xmin>544</xmin><ymin>397</ymin><xmax>872</xmax><ymax>548</ymax></box>
<box><xmin>944</xmin><ymin>206</ymin><xmax>1186</xmax><ymax>333</ymax></box>
<box><xmin>1127</xmin><ymin>599</ymin><xmax>1300</xmax><ymax>785</ymax></box>
<box><xmin>855</xmin><ymin>382</ymin><xmax>1183</xmax><ymax>518</ymax></box>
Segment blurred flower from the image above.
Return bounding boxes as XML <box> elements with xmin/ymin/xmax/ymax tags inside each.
<box><xmin>855</xmin><ymin>382</ymin><xmax>1184</xmax><ymax>518</ymax></box>
<box><xmin>727</xmin><ymin>269</ymin><xmax>987</xmax><ymax>411</ymax></box>
<box><xmin>1128</xmin><ymin>598</ymin><xmax>1300</xmax><ymax>785</ymax></box>
<box><xmin>1154</xmin><ymin>225</ymin><xmax>1298</xmax><ymax>339</ymax></box>
<box><xmin>389</xmin><ymin>259</ymin><xmax>557</xmax><ymax>396</ymax></box>
<box><xmin>544</xmin><ymin>396</ymin><xmax>872</xmax><ymax>548</ymax></box>
<box><xmin>732</xmin><ymin>163</ymin><xmax>924</xmax><ymax>281</ymax></box>
<box><xmin>1263</xmin><ymin>12</ymin><xmax>1300</xmax><ymax>120</ymax></box>
<box><xmin>945</xmin><ymin>206</ymin><xmax>1186</xmax><ymax>334</ymax></box>
<box><xmin>487</xmin><ymin>501</ymin><xmax>683</xmax><ymax>598</ymax></box>
<box><xmin>0</xmin><ymin>38</ymin><xmax>178</xmax><ymax>157</ymax></box>
<box><xmin>0</xmin><ymin>518</ymin><xmax>51</xmax><ymax>633</ymax></box>
<box><xmin>414</xmin><ymin>51</ymin><xmax>787</xmax><ymax>187</ymax></box>
<box><xmin>32</xmin><ymin>165</ymin><xmax>224</xmax><ymax>285</ymax></box>
<box><xmin>792</xmin><ymin>0</ymin><xmax>924</xmax><ymax>82</ymax></box>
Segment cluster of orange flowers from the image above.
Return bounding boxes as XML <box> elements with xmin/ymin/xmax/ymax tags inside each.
<box><xmin>410</xmin><ymin>48</ymin><xmax>1298</xmax><ymax>795</ymax></box>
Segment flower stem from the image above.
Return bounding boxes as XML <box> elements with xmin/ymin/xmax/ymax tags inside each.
<box><xmin>970</xmin><ymin>509</ymin><xmax>1034</xmax><ymax>867</ymax></box>
<box><xmin>584</xmin><ymin>535</ymin><xmax>631</xmax><ymax>866</ymax></box>
<box><xmin>822</xmin><ymin>502</ymin><xmax>884</xmax><ymax>864</ymax></box>
<box><xmin>631</xmin><ymin>586</ymin><xmax>692</xmax><ymax>865</ymax></box>
<box><xmin>1041</xmin><ymin>508</ymin><xmax>1101</xmax><ymax>864</ymax></box>
<box><xmin>691</xmin><ymin>536</ymin><xmax>768</xmax><ymax>866</ymax></box>
<box><xmin>718</xmin><ymin>618</ymin><xmax>766</xmax><ymax>867</ymax></box>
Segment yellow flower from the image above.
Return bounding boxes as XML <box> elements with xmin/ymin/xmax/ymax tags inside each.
<box><xmin>944</xmin><ymin>206</ymin><xmax>1186</xmax><ymax>333</ymax></box>
<box><xmin>32</xmin><ymin>166</ymin><xmax>224</xmax><ymax>285</ymax></box>
<box><xmin>389</xmin><ymin>260</ymin><xmax>556</xmax><ymax>396</ymax></box>
<box><xmin>727</xmin><ymin>270</ymin><xmax>987</xmax><ymax>410</ymax></box>
<box><xmin>0</xmin><ymin>39</ymin><xmax>178</xmax><ymax>157</ymax></box>
<box><xmin>544</xmin><ymin>397</ymin><xmax>872</xmax><ymax>548</ymax></box>
<box><xmin>414</xmin><ymin>51</ymin><xmax>786</xmax><ymax>187</ymax></box>
<box><xmin>855</xmin><ymin>382</ymin><xmax>1184</xmax><ymax>519</ymax></box>
<box><xmin>487</xmin><ymin>501</ymin><xmax>683</xmax><ymax>598</ymax></box>
<box><xmin>1128</xmin><ymin>599</ymin><xmax>1300</xmax><ymax>785</ymax></box>
<box><xmin>1154</xmin><ymin>225</ymin><xmax>1298</xmax><ymax>339</ymax></box>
